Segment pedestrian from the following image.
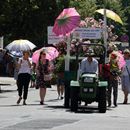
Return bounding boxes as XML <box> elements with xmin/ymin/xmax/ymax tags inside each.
<box><xmin>30</xmin><ymin>62</ymin><xmax>36</xmax><ymax>88</ymax></box>
<box><xmin>121</xmin><ymin>49</ymin><xmax>130</xmax><ymax>104</ymax></box>
<box><xmin>16</xmin><ymin>51</ymin><xmax>32</xmax><ymax>105</ymax></box>
<box><xmin>3</xmin><ymin>51</ymin><xmax>14</xmax><ymax>76</ymax></box>
<box><xmin>36</xmin><ymin>51</ymin><xmax>52</xmax><ymax>105</ymax></box>
<box><xmin>108</xmin><ymin>51</ymin><xmax>121</xmax><ymax>107</ymax></box>
<box><xmin>0</xmin><ymin>48</ymin><xmax>4</xmax><ymax>75</ymax></box>
<box><xmin>13</xmin><ymin>57</ymin><xmax>19</xmax><ymax>90</ymax></box>
<box><xmin>55</xmin><ymin>50</ymin><xmax>65</xmax><ymax>99</ymax></box>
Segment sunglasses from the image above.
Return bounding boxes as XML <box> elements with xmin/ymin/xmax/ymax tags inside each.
<box><xmin>41</xmin><ymin>53</ymin><xmax>46</xmax><ymax>55</ymax></box>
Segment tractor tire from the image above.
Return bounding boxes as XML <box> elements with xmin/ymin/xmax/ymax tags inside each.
<box><xmin>98</xmin><ymin>87</ymin><xmax>106</xmax><ymax>113</ymax></box>
<box><xmin>70</xmin><ymin>87</ymin><xmax>79</xmax><ymax>112</ymax></box>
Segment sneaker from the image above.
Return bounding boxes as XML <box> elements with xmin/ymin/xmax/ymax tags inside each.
<box><xmin>23</xmin><ymin>100</ymin><xmax>27</xmax><ymax>105</ymax></box>
<box><xmin>114</xmin><ymin>103</ymin><xmax>117</xmax><ymax>107</ymax></box>
<box><xmin>60</xmin><ymin>96</ymin><xmax>64</xmax><ymax>100</ymax></box>
<box><xmin>17</xmin><ymin>97</ymin><xmax>22</xmax><ymax>105</ymax></box>
<box><xmin>107</xmin><ymin>103</ymin><xmax>111</xmax><ymax>107</ymax></box>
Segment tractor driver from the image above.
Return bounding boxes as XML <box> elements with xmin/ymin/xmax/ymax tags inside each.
<box><xmin>80</xmin><ymin>48</ymin><xmax>98</xmax><ymax>75</ymax></box>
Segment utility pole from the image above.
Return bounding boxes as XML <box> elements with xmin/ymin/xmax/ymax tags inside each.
<box><xmin>103</xmin><ymin>0</ymin><xmax>108</xmax><ymax>63</ymax></box>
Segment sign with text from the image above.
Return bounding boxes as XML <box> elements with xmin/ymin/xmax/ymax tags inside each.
<box><xmin>73</xmin><ymin>28</ymin><xmax>102</xmax><ymax>39</ymax></box>
<box><xmin>47</xmin><ymin>26</ymin><xmax>64</xmax><ymax>44</ymax></box>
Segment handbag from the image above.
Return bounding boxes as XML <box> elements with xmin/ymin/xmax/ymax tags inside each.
<box><xmin>44</xmin><ymin>74</ymin><xmax>52</xmax><ymax>81</ymax></box>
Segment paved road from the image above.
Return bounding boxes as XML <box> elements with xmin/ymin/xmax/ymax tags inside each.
<box><xmin>0</xmin><ymin>77</ymin><xmax>130</xmax><ymax>130</ymax></box>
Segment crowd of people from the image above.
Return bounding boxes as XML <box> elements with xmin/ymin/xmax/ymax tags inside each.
<box><xmin>0</xmin><ymin>47</ymin><xmax>66</xmax><ymax>105</ymax></box>
<box><xmin>0</xmin><ymin>40</ymin><xmax>130</xmax><ymax>108</ymax></box>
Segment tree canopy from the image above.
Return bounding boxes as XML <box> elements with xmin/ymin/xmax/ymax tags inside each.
<box><xmin>0</xmin><ymin>0</ymin><xmax>129</xmax><ymax>47</ymax></box>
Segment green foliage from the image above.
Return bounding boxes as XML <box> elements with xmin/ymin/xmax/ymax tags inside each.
<box><xmin>69</xmin><ymin>0</ymin><xmax>97</xmax><ymax>19</ymax></box>
<box><xmin>55</xmin><ymin>55</ymin><xmax>65</xmax><ymax>73</ymax></box>
<box><xmin>0</xmin><ymin>0</ymin><xmax>129</xmax><ymax>46</ymax></box>
<box><xmin>120</xmin><ymin>0</ymin><xmax>130</xmax><ymax>41</ymax></box>
<box><xmin>95</xmin><ymin>0</ymin><xmax>127</xmax><ymax>36</ymax></box>
<box><xmin>0</xmin><ymin>0</ymin><xmax>69</xmax><ymax>46</ymax></box>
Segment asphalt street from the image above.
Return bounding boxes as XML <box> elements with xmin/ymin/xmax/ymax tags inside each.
<box><xmin>0</xmin><ymin>77</ymin><xmax>130</xmax><ymax>130</ymax></box>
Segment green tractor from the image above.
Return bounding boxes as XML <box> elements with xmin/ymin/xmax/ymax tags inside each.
<box><xmin>64</xmin><ymin>43</ymin><xmax>108</xmax><ymax>113</ymax></box>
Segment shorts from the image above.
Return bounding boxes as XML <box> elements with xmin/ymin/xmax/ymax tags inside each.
<box><xmin>57</xmin><ymin>78</ymin><xmax>64</xmax><ymax>87</ymax></box>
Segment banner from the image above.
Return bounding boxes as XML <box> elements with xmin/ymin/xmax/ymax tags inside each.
<box><xmin>48</xmin><ymin>26</ymin><xmax>63</xmax><ymax>44</ymax></box>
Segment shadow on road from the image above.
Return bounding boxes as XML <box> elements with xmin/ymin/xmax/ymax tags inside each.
<box><xmin>117</xmin><ymin>102</ymin><xmax>130</xmax><ymax>105</ymax></box>
<box><xmin>46</xmin><ymin>98</ymin><xmax>61</xmax><ymax>102</ymax></box>
<box><xmin>45</xmin><ymin>105</ymin><xmax>111</xmax><ymax>114</ymax></box>
<box><xmin>0</xmin><ymin>89</ymin><xmax>17</xmax><ymax>93</ymax></box>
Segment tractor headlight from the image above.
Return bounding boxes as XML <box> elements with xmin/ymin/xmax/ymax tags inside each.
<box><xmin>89</xmin><ymin>88</ymin><xmax>94</xmax><ymax>92</ymax></box>
<box><xmin>83</xmin><ymin>88</ymin><xmax>88</xmax><ymax>92</ymax></box>
<box><xmin>84</xmin><ymin>77</ymin><xmax>93</xmax><ymax>83</ymax></box>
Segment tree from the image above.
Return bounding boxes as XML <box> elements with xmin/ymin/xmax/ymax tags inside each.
<box><xmin>0</xmin><ymin>0</ymin><xmax>69</xmax><ymax>46</ymax></box>
<box><xmin>120</xmin><ymin>0</ymin><xmax>130</xmax><ymax>42</ymax></box>
<box><xmin>95</xmin><ymin>0</ymin><xmax>127</xmax><ymax>38</ymax></box>
<box><xmin>0</xmin><ymin>0</ymin><xmax>128</xmax><ymax>47</ymax></box>
<box><xmin>69</xmin><ymin>0</ymin><xmax>97</xmax><ymax>19</ymax></box>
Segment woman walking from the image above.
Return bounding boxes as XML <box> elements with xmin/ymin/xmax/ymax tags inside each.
<box><xmin>108</xmin><ymin>52</ymin><xmax>121</xmax><ymax>107</ymax></box>
<box><xmin>17</xmin><ymin>51</ymin><xmax>32</xmax><ymax>105</ymax></box>
<box><xmin>55</xmin><ymin>50</ymin><xmax>65</xmax><ymax>99</ymax></box>
<box><xmin>121</xmin><ymin>49</ymin><xmax>130</xmax><ymax>104</ymax></box>
<box><xmin>36</xmin><ymin>51</ymin><xmax>51</xmax><ymax>105</ymax></box>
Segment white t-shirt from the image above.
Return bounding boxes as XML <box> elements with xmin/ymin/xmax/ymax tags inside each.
<box><xmin>18</xmin><ymin>58</ymin><xmax>32</xmax><ymax>74</ymax></box>
<box><xmin>81</xmin><ymin>57</ymin><xmax>98</xmax><ymax>75</ymax></box>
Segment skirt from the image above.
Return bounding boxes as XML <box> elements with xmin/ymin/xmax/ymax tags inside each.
<box><xmin>121</xmin><ymin>75</ymin><xmax>130</xmax><ymax>93</ymax></box>
<box><xmin>36</xmin><ymin>75</ymin><xmax>51</xmax><ymax>88</ymax></box>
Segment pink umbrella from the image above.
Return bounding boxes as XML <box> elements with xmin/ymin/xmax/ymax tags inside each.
<box><xmin>32</xmin><ymin>47</ymin><xmax>59</xmax><ymax>64</ymax></box>
<box><xmin>117</xmin><ymin>51</ymin><xmax>126</xmax><ymax>69</ymax></box>
<box><xmin>53</xmin><ymin>8</ymin><xmax>80</xmax><ymax>36</ymax></box>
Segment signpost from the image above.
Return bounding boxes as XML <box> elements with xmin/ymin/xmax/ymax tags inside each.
<box><xmin>73</xmin><ymin>27</ymin><xmax>102</xmax><ymax>39</ymax></box>
<box><xmin>47</xmin><ymin>26</ymin><xmax>102</xmax><ymax>71</ymax></box>
<box><xmin>47</xmin><ymin>26</ymin><xmax>63</xmax><ymax>44</ymax></box>
<box><xmin>48</xmin><ymin>26</ymin><xmax>102</xmax><ymax>44</ymax></box>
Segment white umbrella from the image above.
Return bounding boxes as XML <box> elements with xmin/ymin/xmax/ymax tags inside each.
<box><xmin>5</xmin><ymin>39</ymin><xmax>36</xmax><ymax>52</ymax></box>
<box><xmin>5</xmin><ymin>39</ymin><xmax>36</xmax><ymax>57</ymax></box>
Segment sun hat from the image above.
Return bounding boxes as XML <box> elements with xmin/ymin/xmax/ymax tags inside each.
<box><xmin>123</xmin><ymin>49</ymin><xmax>130</xmax><ymax>54</ymax></box>
<box><xmin>85</xmin><ymin>48</ymin><xmax>94</xmax><ymax>56</ymax></box>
